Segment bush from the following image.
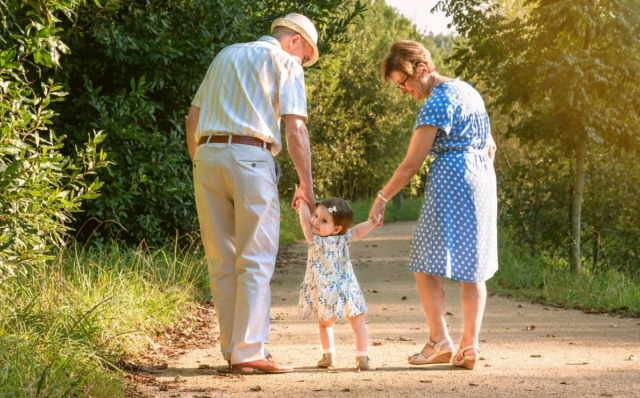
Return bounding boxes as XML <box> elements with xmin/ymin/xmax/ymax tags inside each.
<box><xmin>47</xmin><ymin>0</ymin><xmax>366</xmax><ymax>245</ymax></box>
<box><xmin>0</xmin><ymin>0</ymin><xmax>107</xmax><ymax>277</ymax></box>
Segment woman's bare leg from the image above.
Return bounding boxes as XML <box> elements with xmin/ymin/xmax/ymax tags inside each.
<box><xmin>455</xmin><ymin>281</ymin><xmax>487</xmax><ymax>359</ymax></box>
<box><xmin>414</xmin><ymin>272</ymin><xmax>452</xmax><ymax>356</ymax></box>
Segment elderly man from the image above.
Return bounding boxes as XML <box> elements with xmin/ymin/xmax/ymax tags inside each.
<box><xmin>185</xmin><ymin>13</ymin><xmax>318</xmax><ymax>374</ymax></box>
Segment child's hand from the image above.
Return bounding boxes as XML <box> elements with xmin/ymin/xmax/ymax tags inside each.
<box><xmin>370</xmin><ymin>217</ymin><xmax>383</xmax><ymax>228</ymax></box>
<box><xmin>293</xmin><ymin>198</ymin><xmax>308</xmax><ymax>211</ymax></box>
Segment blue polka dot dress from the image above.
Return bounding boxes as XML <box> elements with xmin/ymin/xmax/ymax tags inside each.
<box><xmin>408</xmin><ymin>79</ymin><xmax>498</xmax><ymax>283</ymax></box>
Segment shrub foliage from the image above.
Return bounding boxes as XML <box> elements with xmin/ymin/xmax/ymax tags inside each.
<box><xmin>0</xmin><ymin>0</ymin><xmax>107</xmax><ymax>277</ymax></box>
<box><xmin>46</xmin><ymin>0</ymin><xmax>366</xmax><ymax>245</ymax></box>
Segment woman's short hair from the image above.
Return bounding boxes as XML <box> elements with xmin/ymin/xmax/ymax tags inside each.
<box><xmin>317</xmin><ymin>197</ymin><xmax>353</xmax><ymax>235</ymax></box>
<box><xmin>381</xmin><ymin>40</ymin><xmax>436</xmax><ymax>83</ymax></box>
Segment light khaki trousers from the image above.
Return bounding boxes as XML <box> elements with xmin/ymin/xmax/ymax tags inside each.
<box><xmin>193</xmin><ymin>142</ymin><xmax>279</xmax><ymax>365</ymax></box>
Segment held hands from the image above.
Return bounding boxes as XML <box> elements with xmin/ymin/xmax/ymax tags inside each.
<box><xmin>292</xmin><ymin>197</ymin><xmax>302</xmax><ymax>210</ymax></box>
<box><xmin>368</xmin><ymin>198</ymin><xmax>386</xmax><ymax>228</ymax></box>
<box><xmin>293</xmin><ymin>197</ymin><xmax>306</xmax><ymax>211</ymax></box>
<box><xmin>291</xmin><ymin>184</ymin><xmax>315</xmax><ymax>213</ymax></box>
<box><xmin>293</xmin><ymin>197</ymin><xmax>312</xmax><ymax>219</ymax></box>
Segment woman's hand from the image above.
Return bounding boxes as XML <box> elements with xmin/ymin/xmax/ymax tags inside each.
<box><xmin>368</xmin><ymin>198</ymin><xmax>386</xmax><ymax>227</ymax></box>
<box><xmin>488</xmin><ymin>134</ymin><xmax>497</xmax><ymax>162</ymax></box>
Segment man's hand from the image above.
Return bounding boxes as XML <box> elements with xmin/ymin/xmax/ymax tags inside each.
<box><xmin>292</xmin><ymin>184</ymin><xmax>315</xmax><ymax>212</ymax></box>
<box><xmin>186</xmin><ymin>106</ymin><xmax>200</xmax><ymax>162</ymax></box>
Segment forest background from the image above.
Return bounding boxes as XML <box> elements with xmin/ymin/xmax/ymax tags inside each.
<box><xmin>1</xmin><ymin>0</ymin><xmax>638</xmax><ymax>396</ymax></box>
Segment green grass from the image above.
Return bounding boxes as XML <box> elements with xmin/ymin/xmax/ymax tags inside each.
<box><xmin>0</xmin><ymin>237</ymin><xmax>208</xmax><ymax>397</ymax></box>
<box><xmin>488</xmin><ymin>237</ymin><xmax>640</xmax><ymax>316</ymax></box>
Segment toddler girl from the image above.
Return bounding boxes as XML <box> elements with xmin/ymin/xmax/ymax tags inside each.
<box><xmin>296</xmin><ymin>197</ymin><xmax>378</xmax><ymax>370</ymax></box>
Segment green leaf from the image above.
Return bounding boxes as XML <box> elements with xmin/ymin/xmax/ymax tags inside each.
<box><xmin>0</xmin><ymin>235</ymin><xmax>15</xmax><ymax>252</ymax></box>
<box><xmin>33</xmin><ymin>49</ymin><xmax>53</xmax><ymax>67</ymax></box>
<box><xmin>2</xmin><ymin>160</ymin><xmax>22</xmax><ymax>178</ymax></box>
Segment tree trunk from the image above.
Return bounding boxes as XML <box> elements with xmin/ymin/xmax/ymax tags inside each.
<box><xmin>531</xmin><ymin>165</ymin><xmax>538</xmax><ymax>257</ymax></box>
<box><xmin>570</xmin><ymin>140</ymin><xmax>587</xmax><ymax>276</ymax></box>
<box><xmin>592</xmin><ymin>230</ymin><xmax>601</xmax><ymax>275</ymax></box>
<box><xmin>569</xmin><ymin>0</ymin><xmax>596</xmax><ymax>277</ymax></box>
<box><xmin>392</xmin><ymin>191</ymin><xmax>403</xmax><ymax>208</ymax></box>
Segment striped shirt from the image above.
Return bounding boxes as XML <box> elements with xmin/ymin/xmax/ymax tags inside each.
<box><xmin>192</xmin><ymin>36</ymin><xmax>308</xmax><ymax>156</ymax></box>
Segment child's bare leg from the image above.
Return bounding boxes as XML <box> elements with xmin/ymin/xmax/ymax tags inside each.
<box><xmin>318</xmin><ymin>318</ymin><xmax>337</xmax><ymax>352</ymax></box>
<box><xmin>318</xmin><ymin>318</ymin><xmax>337</xmax><ymax>367</ymax></box>
<box><xmin>347</xmin><ymin>313</ymin><xmax>370</xmax><ymax>369</ymax></box>
<box><xmin>347</xmin><ymin>313</ymin><xmax>368</xmax><ymax>352</ymax></box>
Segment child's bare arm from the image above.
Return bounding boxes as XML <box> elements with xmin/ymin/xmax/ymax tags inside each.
<box><xmin>296</xmin><ymin>199</ymin><xmax>314</xmax><ymax>243</ymax></box>
<box><xmin>349</xmin><ymin>219</ymin><xmax>378</xmax><ymax>242</ymax></box>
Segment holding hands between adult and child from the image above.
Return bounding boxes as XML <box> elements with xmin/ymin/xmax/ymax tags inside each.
<box><xmin>295</xmin><ymin>198</ymin><xmax>380</xmax><ymax>243</ymax></box>
<box><xmin>369</xmin><ymin>190</ymin><xmax>389</xmax><ymax>227</ymax></box>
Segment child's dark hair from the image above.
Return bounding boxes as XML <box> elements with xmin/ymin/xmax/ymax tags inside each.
<box><xmin>317</xmin><ymin>197</ymin><xmax>353</xmax><ymax>235</ymax></box>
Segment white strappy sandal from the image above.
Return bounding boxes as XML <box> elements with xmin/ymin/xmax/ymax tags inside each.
<box><xmin>451</xmin><ymin>345</ymin><xmax>480</xmax><ymax>370</ymax></box>
<box><xmin>407</xmin><ymin>337</ymin><xmax>453</xmax><ymax>365</ymax></box>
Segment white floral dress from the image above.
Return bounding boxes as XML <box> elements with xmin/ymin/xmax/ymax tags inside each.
<box><xmin>299</xmin><ymin>230</ymin><xmax>368</xmax><ymax>321</ymax></box>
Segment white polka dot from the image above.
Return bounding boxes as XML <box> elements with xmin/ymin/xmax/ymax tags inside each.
<box><xmin>409</xmin><ymin>79</ymin><xmax>498</xmax><ymax>283</ymax></box>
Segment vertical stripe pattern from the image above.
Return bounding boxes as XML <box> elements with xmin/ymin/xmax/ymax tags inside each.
<box><xmin>192</xmin><ymin>36</ymin><xmax>308</xmax><ymax>156</ymax></box>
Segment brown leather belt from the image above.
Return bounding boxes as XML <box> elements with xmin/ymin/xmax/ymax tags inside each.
<box><xmin>198</xmin><ymin>135</ymin><xmax>271</xmax><ymax>151</ymax></box>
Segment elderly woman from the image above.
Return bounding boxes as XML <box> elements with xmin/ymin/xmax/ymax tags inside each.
<box><xmin>369</xmin><ymin>40</ymin><xmax>498</xmax><ymax>370</ymax></box>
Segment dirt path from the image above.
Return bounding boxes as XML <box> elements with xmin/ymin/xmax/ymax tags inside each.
<box><xmin>131</xmin><ymin>221</ymin><xmax>640</xmax><ymax>398</ymax></box>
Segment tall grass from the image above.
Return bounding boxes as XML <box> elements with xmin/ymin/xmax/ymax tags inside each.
<box><xmin>488</xmin><ymin>233</ymin><xmax>640</xmax><ymax>316</ymax></box>
<box><xmin>0</xmin><ymin>237</ymin><xmax>207</xmax><ymax>397</ymax></box>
